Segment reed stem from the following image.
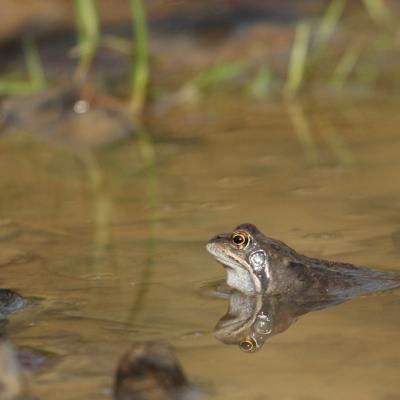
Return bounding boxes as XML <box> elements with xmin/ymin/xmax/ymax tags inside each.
<box><xmin>129</xmin><ymin>0</ymin><xmax>149</xmax><ymax>118</ymax></box>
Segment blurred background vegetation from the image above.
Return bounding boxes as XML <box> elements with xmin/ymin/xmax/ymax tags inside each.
<box><xmin>0</xmin><ymin>0</ymin><xmax>399</xmax><ymax>110</ymax></box>
<box><xmin>0</xmin><ymin>0</ymin><xmax>399</xmax><ymax>176</ymax></box>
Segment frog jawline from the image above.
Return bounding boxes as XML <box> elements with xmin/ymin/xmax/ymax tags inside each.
<box><xmin>207</xmin><ymin>244</ymin><xmax>257</xmax><ymax>294</ymax></box>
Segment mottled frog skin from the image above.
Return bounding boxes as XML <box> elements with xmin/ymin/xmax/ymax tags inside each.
<box><xmin>207</xmin><ymin>223</ymin><xmax>400</xmax><ymax>296</ymax></box>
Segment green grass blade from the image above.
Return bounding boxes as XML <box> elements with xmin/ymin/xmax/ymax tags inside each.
<box><xmin>321</xmin><ymin>127</ymin><xmax>355</xmax><ymax>166</ymax></box>
<box><xmin>24</xmin><ymin>36</ymin><xmax>46</xmax><ymax>91</ymax></box>
<box><xmin>0</xmin><ymin>36</ymin><xmax>45</xmax><ymax>95</ymax></box>
<box><xmin>129</xmin><ymin>0</ymin><xmax>149</xmax><ymax>117</ymax></box>
<box><xmin>314</xmin><ymin>0</ymin><xmax>346</xmax><ymax>58</ymax></box>
<box><xmin>191</xmin><ymin>62</ymin><xmax>246</xmax><ymax>89</ymax></box>
<box><xmin>73</xmin><ymin>0</ymin><xmax>99</xmax><ymax>83</ymax></box>
<box><xmin>249</xmin><ymin>66</ymin><xmax>272</xmax><ymax>99</ymax></box>
<box><xmin>331</xmin><ymin>43</ymin><xmax>363</xmax><ymax>88</ymax></box>
<box><xmin>284</xmin><ymin>21</ymin><xmax>312</xmax><ymax>98</ymax></box>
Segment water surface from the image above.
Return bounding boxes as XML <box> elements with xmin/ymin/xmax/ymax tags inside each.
<box><xmin>1</xmin><ymin>99</ymin><xmax>400</xmax><ymax>399</ymax></box>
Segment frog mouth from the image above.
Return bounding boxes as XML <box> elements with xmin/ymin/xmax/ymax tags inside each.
<box><xmin>206</xmin><ymin>243</ymin><xmax>242</xmax><ymax>270</ymax></box>
<box><xmin>206</xmin><ymin>243</ymin><xmax>258</xmax><ymax>294</ymax></box>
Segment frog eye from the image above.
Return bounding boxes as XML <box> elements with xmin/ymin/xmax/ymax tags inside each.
<box><xmin>239</xmin><ymin>337</ymin><xmax>257</xmax><ymax>353</ymax></box>
<box><xmin>231</xmin><ymin>231</ymin><xmax>250</xmax><ymax>250</ymax></box>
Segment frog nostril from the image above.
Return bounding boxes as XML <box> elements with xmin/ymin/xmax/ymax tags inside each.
<box><xmin>208</xmin><ymin>234</ymin><xmax>226</xmax><ymax>243</ymax></box>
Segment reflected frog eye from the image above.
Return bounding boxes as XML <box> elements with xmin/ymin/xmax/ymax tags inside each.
<box><xmin>231</xmin><ymin>231</ymin><xmax>250</xmax><ymax>249</ymax></box>
<box><xmin>239</xmin><ymin>337</ymin><xmax>257</xmax><ymax>353</ymax></box>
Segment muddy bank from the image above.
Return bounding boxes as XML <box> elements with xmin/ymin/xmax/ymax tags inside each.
<box><xmin>0</xmin><ymin>0</ymin><xmax>336</xmax><ymax>44</ymax></box>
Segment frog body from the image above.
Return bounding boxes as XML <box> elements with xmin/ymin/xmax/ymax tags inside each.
<box><xmin>207</xmin><ymin>223</ymin><xmax>400</xmax><ymax>296</ymax></box>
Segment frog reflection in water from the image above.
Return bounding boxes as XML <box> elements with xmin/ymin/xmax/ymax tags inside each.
<box><xmin>208</xmin><ymin>224</ymin><xmax>400</xmax><ymax>352</ymax></box>
<box><xmin>214</xmin><ymin>291</ymin><xmax>349</xmax><ymax>352</ymax></box>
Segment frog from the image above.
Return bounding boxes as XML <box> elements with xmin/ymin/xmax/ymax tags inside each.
<box><xmin>206</xmin><ymin>223</ymin><xmax>400</xmax><ymax>296</ymax></box>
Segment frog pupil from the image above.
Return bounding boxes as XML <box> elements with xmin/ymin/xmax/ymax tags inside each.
<box><xmin>233</xmin><ymin>235</ymin><xmax>244</xmax><ymax>244</ymax></box>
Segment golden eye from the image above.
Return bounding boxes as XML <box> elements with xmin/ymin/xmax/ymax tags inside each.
<box><xmin>231</xmin><ymin>231</ymin><xmax>250</xmax><ymax>249</ymax></box>
<box><xmin>239</xmin><ymin>337</ymin><xmax>257</xmax><ymax>353</ymax></box>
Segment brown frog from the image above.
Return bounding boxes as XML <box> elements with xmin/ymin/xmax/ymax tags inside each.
<box><xmin>207</xmin><ymin>223</ymin><xmax>400</xmax><ymax>296</ymax></box>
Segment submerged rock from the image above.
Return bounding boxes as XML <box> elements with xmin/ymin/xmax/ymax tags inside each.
<box><xmin>114</xmin><ymin>342</ymin><xmax>194</xmax><ymax>400</ymax></box>
<box><xmin>17</xmin><ymin>347</ymin><xmax>60</xmax><ymax>375</ymax></box>
<box><xmin>0</xmin><ymin>289</ymin><xmax>29</xmax><ymax>320</ymax></box>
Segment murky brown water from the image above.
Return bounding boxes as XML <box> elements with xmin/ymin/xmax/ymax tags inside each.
<box><xmin>1</xmin><ymin>98</ymin><xmax>400</xmax><ymax>399</ymax></box>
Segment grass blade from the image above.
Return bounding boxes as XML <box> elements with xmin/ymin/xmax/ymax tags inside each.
<box><xmin>73</xmin><ymin>0</ymin><xmax>99</xmax><ymax>83</ymax></box>
<box><xmin>362</xmin><ymin>0</ymin><xmax>394</xmax><ymax>26</ymax></box>
<box><xmin>284</xmin><ymin>21</ymin><xmax>312</xmax><ymax>98</ymax></box>
<box><xmin>0</xmin><ymin>36</ymin><xmax>45</xmax><ymax>95</ymax></box>
<box><xmin>129</xmin><ymin>0</ymin><xmax>149</xmax><ymax>118</ymax></box>
<box><xmin>314</xmin><ymin>0</ymin><xmax>346</xmax><ymax>58</ymax></box>
<box><xmin>331</xmin><ymin>43</ymin><xmax>363</xmax><ymax>88</ymax></box>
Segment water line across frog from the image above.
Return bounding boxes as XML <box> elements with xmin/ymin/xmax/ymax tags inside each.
<box><xmin>207</xmin><ymin>223</ymin><xmax>400</xmax><ymax>296</ymax></box>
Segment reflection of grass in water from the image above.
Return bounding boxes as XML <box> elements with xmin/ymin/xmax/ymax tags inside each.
<box><xmin>288</xmin><ymin>102</ymin><xmax>355</xmax><ymax>166</ymax></box>
<box><xmin>0</xmin><ymin>36</ymin><xmax>45</xmax><ymax>95</ymax></box>
<box><xmin>287</xmin><ymin>102</ymin><xmax>319</xmax><ymax>164</ymax></box>
<box><xmin>72</xmin><ymin>0</ymin><xmax>99</xmax><ymax>84</ymax></box>
<box><xmin>82</xmin><ymin>140</ymin><xmax>158</xmax><ymax>297</ymax></box>
<box><xmin>129</xmin><ymin>0</ymin><xmax>150</xmax><ymax>117</ymax></box>
<box><xmin>127</xmin><ymin>128</ymin><xmax>159</xmax><ymax>322</ymax></box>
<box><xmin>82</xmin><ymin>151</ymin><xmax>114</xmax><ymax>268</ymax></box>
<box><xmin>321</xmin><ymin>127</ymin><xmax>355</xmax><ymax>166</ymax></box>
